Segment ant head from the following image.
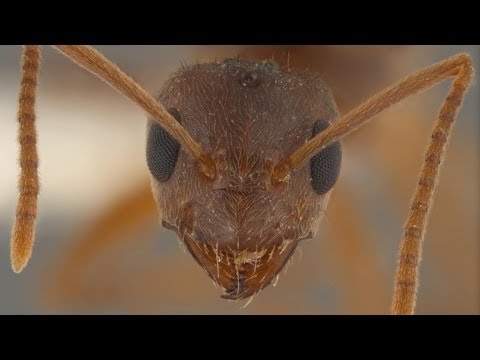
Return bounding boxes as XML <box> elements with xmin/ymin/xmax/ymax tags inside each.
<box><xmin>147</xmin><ymin>58</ymin><xmax>342</xmax><ymax>299</ymax></box>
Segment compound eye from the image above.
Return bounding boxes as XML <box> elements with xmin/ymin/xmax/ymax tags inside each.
<box><xmin>146</xmin><ymin>108</ymin><xmax>181</xmax><ymax>182</ymax></box>
<box><xmin>310</xmin><ymin>121</ymin><xmax>342</xmax><ymax>195</ymax></box>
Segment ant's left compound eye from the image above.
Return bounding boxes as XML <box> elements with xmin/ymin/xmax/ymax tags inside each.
<box><xmin>146</xmin><ymin>108</ymin><xmax>181</xmax><ymax>182</ymax></box>
<box><xmin>310</xmin><ymin>120</ymin><xmax>342</xmax><ymax>195</ymax></box>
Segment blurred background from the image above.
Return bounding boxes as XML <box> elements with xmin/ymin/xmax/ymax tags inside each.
<box><xmin>0</xmin><ymin>45</ymin><xmax>478</xmax><ymax>314</ymax></box>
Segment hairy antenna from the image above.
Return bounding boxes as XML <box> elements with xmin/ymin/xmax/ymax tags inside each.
<box><xmin>53</xmin><ymin>46</ymin><xmax>212</xmax><ymax>169</ymax></box>
<box><xmin>10</xmin><ymin>45</ymin><xmax>213</xmax><ymax>273</ymax></box>
<box><xmin>10</xmin><ymin>45</ymin><xmax>41</xmax><ymax>272</ymax></box>
<box><xmin>273</xmin><ymin>53</ymin><xmax>474</xmax><ymax>314</ymax></box>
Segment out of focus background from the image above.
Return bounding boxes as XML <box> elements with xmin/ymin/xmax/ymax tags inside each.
<box><xmin>0</xmin><ymin>45</ymin><xmax>478</xmax><ymax>314</ymax></box>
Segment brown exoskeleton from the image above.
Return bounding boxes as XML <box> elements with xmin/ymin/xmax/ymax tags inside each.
<box><xmin>150</xmin><ymin>59</ymin><xmax>341</xmax><ymax>300</ymax></box>
<box><xmin>10</xmin><ymin>46</ymin><xmax>474</xmax><ymax>314</ymax></box>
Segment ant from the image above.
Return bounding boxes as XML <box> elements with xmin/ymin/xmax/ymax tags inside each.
<box><xmin>6</xmin><ymin>45</ymin><xmax>475</xmax><ymax>314</ymax></box>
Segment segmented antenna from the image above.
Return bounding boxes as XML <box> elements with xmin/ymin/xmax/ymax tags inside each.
<box><xmin>10</xmin><ymin>45</ymin><xmax>41</xmax><ymax>273</ymax></box>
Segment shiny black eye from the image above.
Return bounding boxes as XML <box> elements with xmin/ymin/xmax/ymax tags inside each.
<box><xmin>310</xmin><ymin>121</ymin><xmax>342</xmax><ymax>195</ymax></box>
<box><xmin>146</xmin><ymin>108</ymin><xmax>181</xmax><ymax>182</ymax></box>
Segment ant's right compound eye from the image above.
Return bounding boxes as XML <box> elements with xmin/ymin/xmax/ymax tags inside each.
<box><xmin>310</xmin><ymin>120</ymin><xmax>342</xmax><ymax>195</ymax></box>
<box><xmin>146</xmin><ymin>108</ymin><xmax>181</xmax><ymax>182</ymax></box>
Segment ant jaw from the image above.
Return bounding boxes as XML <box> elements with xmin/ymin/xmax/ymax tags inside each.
<box><xmin>168</xmin><ymin>186</ymin><xmax>319</xmax><ymax>300</ymax></box>
<box><xmin>181</xmin><ymin>231</ymin><xmax>299</xmax><ymax>300</ymax></box>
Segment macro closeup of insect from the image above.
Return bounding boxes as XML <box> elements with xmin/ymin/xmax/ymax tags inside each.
<box><xmin>0</xmin><ymin>46</ymin><xmax>478</xmax><ymax>314</ymax></box>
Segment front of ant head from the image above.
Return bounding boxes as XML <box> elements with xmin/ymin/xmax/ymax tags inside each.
<box><xmin>147</xmin><ymin>58</ymin><xmax>342</xmax><ymax>300</ymax></box>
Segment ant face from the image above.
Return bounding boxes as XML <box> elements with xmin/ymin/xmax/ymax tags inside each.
<box><xmin>148</xmin><ymin>58</ymin><xmax>342</xmax><ymax>299</ymax></box>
